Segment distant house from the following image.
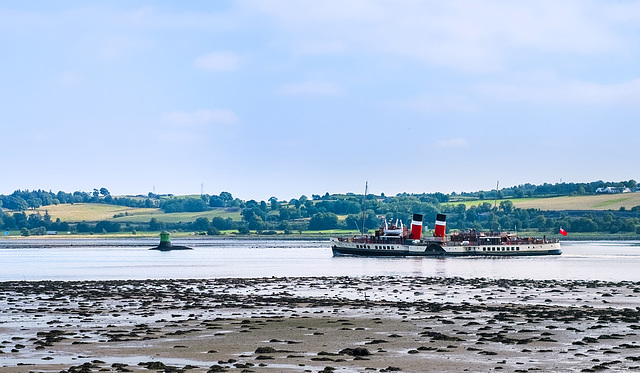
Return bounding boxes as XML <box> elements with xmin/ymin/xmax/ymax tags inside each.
<box><xmin>46</xmin><ymin>231</ymin><xmax>58</xmax><ymax>235</ymax></box>
<box><xmin>595</xmin><ymin>187</ymin><xmax>631</xmax><ymax>194</ymax></box>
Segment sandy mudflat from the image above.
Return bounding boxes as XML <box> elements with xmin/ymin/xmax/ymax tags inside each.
<box><xmin>1</xmin><ymin>277</ymin><xmax>640</xmax><ymax>373</ymax></box>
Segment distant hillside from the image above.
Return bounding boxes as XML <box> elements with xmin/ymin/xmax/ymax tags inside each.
<box><xmin>27</xmin><ymin>203</ymin><xmax>242</xmax><ymax>224</ymax></box>
<box><xmin>29</xmin><ymin>203</ymin><xmax>158</xmax><ymax>222</ymax></box>
<box><xmin>2</xmin><ymin>180</ymin><xmax>639</xmax><ymax>236</ymax></box>
<box><xmin>513</xmin><ymin>193</ymin><xmax>640</xmax><ymax>211</ymax></box>
<box><xmin>28</xmin><ymin>193</ymin><xmax>640</xmax><ymax>224</ymax></box>
<box><xmin>449</xmin><ymin>193</ymin><xmax>640</xmax><ymax>211</ymax></box>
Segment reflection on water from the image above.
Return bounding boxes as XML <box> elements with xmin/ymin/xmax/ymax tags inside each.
<box><xmin>0</xmin><ymin>239</ymin><xmax>639</xmax><ymax>282</ymax></box>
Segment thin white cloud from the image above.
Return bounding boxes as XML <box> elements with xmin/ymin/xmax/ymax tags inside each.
<box><xmin>7</xmin><ymin>2</ymin><xmax>637</xmax><ymax>73</ymax></box>
<box><xmin>97</xmin><ymin>34</ymin><xmax>149</xmax><ymax>61</ymax></box>
<box><xmin>277</xmin><ymin>80</ymin><xmax>343</xmax><ymax>96</ymax></box>
<box><xmin>59</xmin><ymin>71</ymin><xmax>80</xmax><ymax>85</ymax></box>
<box><xmin>162</xmin><ymin>109</ymin><xmax>239</xmax><ymax>127</ymax></box>
<box><xmin>438</xmin><ymin>138</ymin><xmax>469</xmax><ymax>149</ymax></box>
<box><xmin>479</xmin><ymin>78</ymin><xmax>640</xmax><ymax>106</ymax></box>
<box><xmin>244</xmin><ymin>1</ymin><xmax>640</xmax><ymax>72</ymax></box>
<box><xmin>193</xmin><ymin>51</ymin><xmax>241</xmax><ymax>71</ymax></box>
<box><xmin>155</xmin><ymin>130</ymin><xmax>199</xmax><ymax>144</ymax></box>
<box><xmin>401</xmin><ymin>94</ymin><xmax>475</xmax><ymax>113</ymax></box>
<box><xmin>293</xmin><ymin>40</ymin><xmax>347</xmax><ymax>55</ymax></box>
<box><xmin>34</xmin><ymin>132</ymin><xmax>47</xmax><ymax>143</ymax></box>
<box><xmin>157</xmin><ymin>109</ymin><xmax>239</xmax><ymax>145</ymax></box>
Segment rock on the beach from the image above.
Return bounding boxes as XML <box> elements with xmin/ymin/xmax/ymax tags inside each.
<box><xmin>339</xmin><ymin>347</ymin><xmax>371</xmax><ymax>356</ymax></box>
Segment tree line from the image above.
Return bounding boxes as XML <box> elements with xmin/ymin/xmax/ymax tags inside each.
<box><xmin>1</xmin><ymin>188</ymin><xmax>158</xmax><ymax>210</ymax></box>
<box><xmin>1</xmin><ymin>180</ymin><xmax>639</xmax><ymax>236</ymax></box>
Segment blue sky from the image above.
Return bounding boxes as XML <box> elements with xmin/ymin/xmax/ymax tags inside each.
<box><xmin>2</xmin><ymin>1</ymin><xmax>639</xmax><ymax>201</ymax></box>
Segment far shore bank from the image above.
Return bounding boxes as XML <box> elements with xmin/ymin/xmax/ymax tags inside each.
<box><xmin>0</xmin><ymin>235</ymin><xmax>638</xmax><ymax>250</ymax></box>
<box><xmin>1</xmin><ymin>231</ymin><xmax>639</xmax><ymax>242</ymax></box>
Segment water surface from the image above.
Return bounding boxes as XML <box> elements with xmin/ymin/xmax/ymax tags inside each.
<box><xmin>0</xmin><ymin>239</ymin><xmax>638</xmax><ymax>282</ymax></box>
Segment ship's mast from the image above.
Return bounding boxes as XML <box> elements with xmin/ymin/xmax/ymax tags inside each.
<box><xmin>361</xmin><ymin>182</ymin><xmax>368</xmax><ymax>236</ymax></box>
<box><xmin>491</xmin><ymin>180</ymin><xmax>499</xmax><ymax>232</ymax></box>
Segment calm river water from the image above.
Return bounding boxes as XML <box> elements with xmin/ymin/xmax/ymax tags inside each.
<box><xmin>0</xmin><ymin>239</ymin><xmax>639</xmax><ymax>282</ymax></box>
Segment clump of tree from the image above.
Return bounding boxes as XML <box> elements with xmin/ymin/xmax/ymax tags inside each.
<box><xmin>0</xmin><ymin>188</ymin><xmax>157</xmax><ymax>211</ymax></box>
<box><xmin>160</xmin><ymin>197</ymin><xmax>207</xmax><ymax>213</ymax></box>
<box><xmin>456</xmin><ymin>180</ymin><xmax>638</xmax><ymax>200</ymax></box>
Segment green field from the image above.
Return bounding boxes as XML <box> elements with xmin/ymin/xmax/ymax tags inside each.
<box><xmin>445</xmin><ymin>193</ymin><xmax>640</xmax><ymax>211</ymax></box>
<box><xmin>26</xmin><ymin>204</ymin><xmax>158</xmax><ymax>221</ymax></box>
<box><xmin>111</xmin><ymin>209</ymin><xmax>242</xmax><ymax>223</ymax></box>
<box><xmin>24</xmin><ymin>203</ymin><xmax>242</xmax><ymax>223</ymax></box>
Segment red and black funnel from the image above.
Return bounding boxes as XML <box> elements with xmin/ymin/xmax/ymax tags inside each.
<box><xmin>434</xmin><ymin>214</ymin><xmax>447</xmax><ymax>238</ymax></box>
<box><xmin>410</xmin><ymin>214</ymin><xmax>423</xmax><ymax>239</ymax></box>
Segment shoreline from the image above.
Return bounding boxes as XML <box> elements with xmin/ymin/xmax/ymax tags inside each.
<box><xmin>0</xmin><ymin>236</ymin><xmax>330</xmax><ymax>249</ymax></box>
<box><xmin>0</xmin><ymin>236</ymin><xmax>637</xmax><ymax>249</ymax></box>
<box><xmin>2</xmin><ymin>276</ymin><xmax>640</xmax><ymax>372</ymax></box>
<box><xmin>2</xmin><ymin>233</ymin><xmax>638</xmax><ymax>242</ymax></box>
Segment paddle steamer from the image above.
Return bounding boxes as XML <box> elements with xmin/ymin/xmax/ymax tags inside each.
<box><xmin>330</xmin><ymin>214</ymin><xmax>562</xmax><ymax>257</ymax></box>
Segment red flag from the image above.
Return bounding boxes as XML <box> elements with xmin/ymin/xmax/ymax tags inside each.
<box><xmin>559</xmin><ymin>227</ymin><xmax>567</xmax><ymax>236</ymax></box>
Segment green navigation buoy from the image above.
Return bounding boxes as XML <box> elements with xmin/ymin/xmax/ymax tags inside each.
<box><xmin>160</xmin><ymin>231</ymin><xmax>171</xmax><ymax>245</ymax></box>
<box><xmin>150</xmin><ymin>231</ymin><xmax>192</xmax><ymax>251</ymax></box>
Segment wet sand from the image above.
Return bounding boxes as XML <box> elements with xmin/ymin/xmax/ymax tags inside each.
<box><xmin>1</xmin><ymin>276</ymin><xmax>640</xmax><ymax>372</ymax></box>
